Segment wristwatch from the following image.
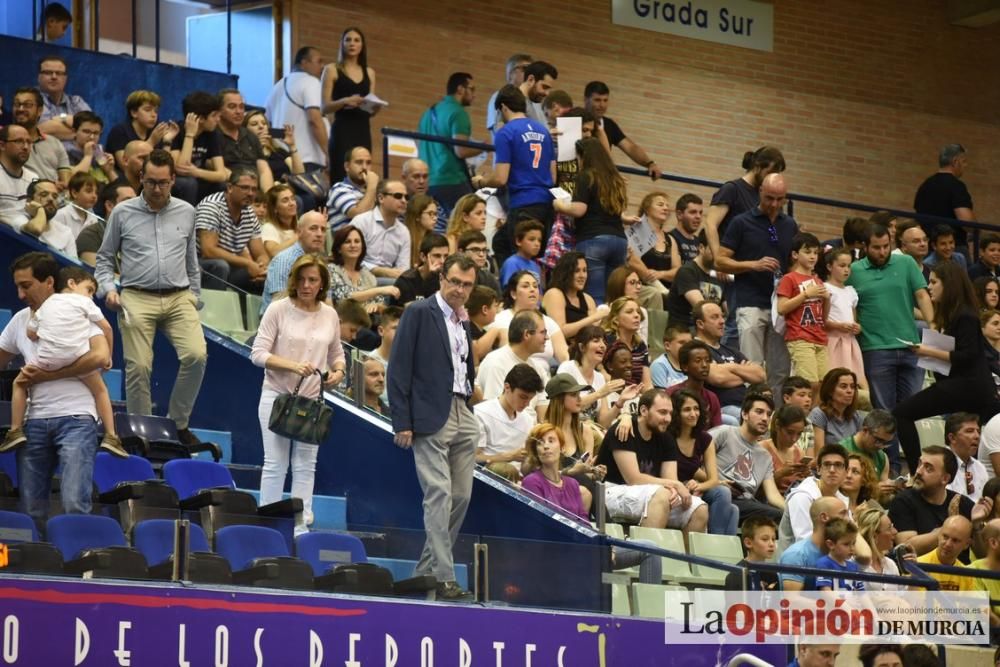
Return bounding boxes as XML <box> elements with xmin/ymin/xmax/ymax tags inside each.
<box><xmin>59</xmin><ymin>112</ymin><xmax>69</xmax><ymax>126</ymax></box>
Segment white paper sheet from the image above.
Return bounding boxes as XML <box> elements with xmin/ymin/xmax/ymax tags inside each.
<box><xmin>556</xmin><ymin>116</ymin><xmax>582</xmax><ymax>162</ymax></box>
<box><xmin>917</xmin><ymin>328</ymin><xmax>955</xmax><ymax>376</ymax></box>
<box><xmin>360</xmin><ymin>93</ymin><xmax>388</xmax><ymax>115</ymax></box>
<box><xmin>549</xmin><ymin>187</ymin><xmax>572</xmax><ymax>202</ymax></box>
<box><xmin>624</xmin><ymin>215</ymin><xmax>658</xmax><ymax>257</ymax></box>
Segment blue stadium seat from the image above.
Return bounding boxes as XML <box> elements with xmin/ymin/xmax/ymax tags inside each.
<box><xmin>114</xmin><ymin>413</ymin><xmax>222</xmax><ymax>464</ymax></box>
<box><xmin>162</xmin><ymin>459</ymin><xmax>302</xmax><ymax>550</ymax></box>
<box><xmin>295</xmin><ymin>532</ymin><xmax>436</xmax><ymax>597</ymax></box>
<box><xmin>0</xmin><ymin>451</ymin><xmax>16</xmax><ymax>495</ymax></box>
<box><xmin>0</xmin><ymin>509</ymin><xmax>63</xmax><ymax>574</ymax></box>
<box><xmin>133</xmin><ymin>519</ymin><xmax>232</xmax><ymax>584</ymax></box>
<box><xmin>46</xmin><ymin>514</ymin><xmax>148</xmax><ymax>579</ymax></box>
<box><xmin>215</xmin><ymin>524</ymin><xmax>313</xmax><ymax>589</ymax></box>
<box><xmin>93</xmin><ymin>452</ymin><xmax>180</xmax><ymax>535</ymax></box>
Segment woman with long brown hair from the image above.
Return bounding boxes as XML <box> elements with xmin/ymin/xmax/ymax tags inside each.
<box><xmin>403</xmin><ymin>194</ymin><xmax>438</xmax><ymax>268</ymax></box>
<box><xmin>894</xmin><ymin>260</ymin><xmax>1000</xmax><ymax>472</ymax></box>
<box><xmin>321</xmin><ymin>27</ymin><xmax>379</xmax><ymax>181</ymax></box>
<box><xmin>552</xmin><ymin>136</ymin><xmax>640</xmax><ymax>303</ymax></box>
<box><xmin>260</xmin><ymin>184</ymin><xmax>299</xmax><ymax>258</ymax></box>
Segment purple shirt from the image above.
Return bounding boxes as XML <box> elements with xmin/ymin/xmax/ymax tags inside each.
<box><xmin>521</xmin><ymin>472</ymin><xmax>586</xmax><ymax>519</ymax></box>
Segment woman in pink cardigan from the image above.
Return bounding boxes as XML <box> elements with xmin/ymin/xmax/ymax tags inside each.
<box><xmin>251</xmin><ymin>254</ymin><xmax>346</xmax><ymax>534</ymax></box>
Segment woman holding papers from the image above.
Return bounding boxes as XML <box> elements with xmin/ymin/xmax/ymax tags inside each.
<box><xmin>322</xmin><ymin>27</ymin><xmax>380</xmax><ymax>182</ymax></box>
<box><xmin>893</xmin><ymin>260</ymin><xmax>1000</xmax><ymax>473</ymax></box>
<box><xmin>552</xmin><ymin>137</ymin><xmax>640</xmax><ymax>303</ymax></box>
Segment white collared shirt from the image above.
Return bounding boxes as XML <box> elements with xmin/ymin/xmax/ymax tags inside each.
<box><xmin>435</xmin><ymin>291</ymin><xmax>470</xmax><ymax>396</ymax></box>
<box><xmin>350</xmin><ymin>207</ymin><xmax>411</xmax><ymax>272</ymax></box>
<box><xmin>947</xmin><ymin>456</ymin><xmax>988</xmax><ymax>502</ymax></box>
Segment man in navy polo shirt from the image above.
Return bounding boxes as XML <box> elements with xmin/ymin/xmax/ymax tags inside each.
<box><xmin>715</xmin><ymin>173</ymin><xmax>798</xmax><ymax>396</ymax></box>
<box><xmin>474</xmin><ymin>85</ymin><xmax>555</xmax><ymax>265</ymax></box>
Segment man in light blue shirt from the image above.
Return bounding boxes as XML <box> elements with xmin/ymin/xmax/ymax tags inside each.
<box><xmin>778</xmin><ymin>496</ymin><xmax>847</xmax><ymax>591</ymax></box>
<box><xmin>261</xmin><ymin>211</ymin><xmax>327</xmax><ymax>314</ymax></box>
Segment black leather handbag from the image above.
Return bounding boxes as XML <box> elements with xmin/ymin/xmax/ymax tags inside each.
<box><xmin>268</xmin><ymin>371</ymin><xmax>333</xmax><ymax>444</ymax></box>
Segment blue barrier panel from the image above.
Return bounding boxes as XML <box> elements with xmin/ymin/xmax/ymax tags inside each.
<box><xmin>0</xmin><ymin>575</ymin><xmax>786</xmax><ymax>666</ymax></box>
<box><xmin>0</xmin><ymin>35</ymin><xmax>237</xmax><ymax>140</ymax></box>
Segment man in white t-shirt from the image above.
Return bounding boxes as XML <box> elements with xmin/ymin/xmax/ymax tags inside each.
<box><xmin>474</xmin><ymin>363</ymin><xmax>543</xmax><ymax>481</ymax></box>
<box><xmin>265</xmin><ymin>46</ymin><xmax>328</xmax><ymax>170</ymax></box>
<box><xmin>476</xmin><ymin>310</ymin><xmax>551</xmax><ymax>420</ymax></box>
<box><xmin>978</xmin><ymin>412</ymin><xmax>1000</xmax><ymax>479</ymax></box>
<box><xmin>0</xmin><ymin>252</ymin><xmax>109</xmax><ymax>527</ymax></box>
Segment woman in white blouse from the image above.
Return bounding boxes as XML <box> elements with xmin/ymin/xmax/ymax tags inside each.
<box><xmin>489</xmin><ymin>270</ymin><xmax>569</xmax><ymax>365</ymax></box>
<box><xmin>251</xmin><ymin>254</ymin><xmax>346</xmax><ymax>534</ymax></box>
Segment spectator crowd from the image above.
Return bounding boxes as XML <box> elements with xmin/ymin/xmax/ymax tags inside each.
<box><xmin>4</xmin><ymin>25</ymin><xmax>1000</xmax><ymax>618</ymax></box>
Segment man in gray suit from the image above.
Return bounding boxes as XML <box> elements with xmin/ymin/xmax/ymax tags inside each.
<box><xmin>388</xmin><ymin>253</ymin><xmax>481</xmax><ymax>600</ymax></box>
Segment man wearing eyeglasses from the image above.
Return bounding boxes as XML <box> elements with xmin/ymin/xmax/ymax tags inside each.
<box><xmin>839</xmin><ymin>409</ymin><xmax>898</xmax><ymax>495</ymax></box>
<box><xmin>95</xmin><ymin>149</ymin><xmax>206</xmax><ymax>446</ymax></box>
<box><xmin>715</xmin><ymin>173</ymin><xmax>798</xmax><ymax>397</ymax></box>
<box><xmin>36</xmin><ymin>56</ymin><xmax>91</xmax><ymax>142</ymax></box>
<box><xmin>945</xmin><ymin>412</ymin><xmax>988</xmax><ymax>502</ymax></box>
<box><xmin>350</xmin><ymin>179</ymin><xmax>411</xmax><ymax>284</ymax></box>
<box><xmin>12</xmin><ymin>87</ymin><xmax>70</xmax><ymax>188</ymax></box>
<box><xmin>195</xmin><ymin>168</ymin><xmax>269</xmax><ymax>293</ymax></box>
<box><xmin>0</xmin><ymin>124</ymin><xmax>40</xmax><ymax>230</ymax></box>
<box><xmin>388</xmin><ymin>253</ymin><xmax>481</xmax><ymax>601</ymax></box>
<box><xmin>778</xmin><ymin>443</ymin><xmax>850</xmax><ymax>550</ymax></box>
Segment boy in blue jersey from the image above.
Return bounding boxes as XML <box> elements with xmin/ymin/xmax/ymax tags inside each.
<box><xmin>474</xmin><ymin>85</ymin><xmax>556</xmax><ymax>264</ymax></box>
<box><xmin>499</xmin><ymin>219</ymin><xmax>544</xmax><ymax>288</ymax></box>
<box><xmin>814</xmin><ymin>517</ymin><xmax>865</xmax><ymax>591</ymax></box>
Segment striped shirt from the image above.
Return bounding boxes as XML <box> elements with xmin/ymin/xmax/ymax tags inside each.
<box><xmin>326</xmin><ymin>177</ymin><xmax>364</xmax><ymax>232</ymax></box>
<box><xmin>194</xmin><ymin>191</ymin><xmax>261</xmax><ymax>254</ymax></box>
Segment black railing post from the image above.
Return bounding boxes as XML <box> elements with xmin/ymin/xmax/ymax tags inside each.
<box><xmin>154</xmin><ymin>0</ymin><xmax>160</xmax><ymax>63</ymax></box>
<box><xmin>94</xmin><ymin>0</ymin><xmax>100</xmax><ymax>52</ymax></box>
<box><xmin>382</xmin><ymin>133</ymin><xmax>389</xmax><ymax>179</ymax></box>
<box><xmin>226</xmin><ymin>0</ymin><xmax>233</xmax><ymax>75</ymax></box>
<box><xmin>130</xmin><ymin>0</ymin><xmax>137</xmax><ymax>58</ymax></box>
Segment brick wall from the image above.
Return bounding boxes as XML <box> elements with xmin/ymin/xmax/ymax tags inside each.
<box><xmin>293</xmin><ymin>0</ymin><xmax>1000</xmax><ymax>239</ymax></box>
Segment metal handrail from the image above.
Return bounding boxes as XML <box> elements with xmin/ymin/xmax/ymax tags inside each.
<box><xmin>381</xmin><ymin>126</ymin><xmax>997</xmax><ymax>237</ymax></box>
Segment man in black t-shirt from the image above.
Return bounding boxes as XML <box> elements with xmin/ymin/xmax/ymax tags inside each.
<box><xmin>692</xmin><ymin>301</ymin><xmax>766</xmax><ymax>422</ymax></box>
<box><xmin>170</xmin><ymin>91</ymin><xmax>225</xmax><ymax>205</ymax></box>
<box><xmin>216</xmin><ymin>89</ymin><xmax>274</xmax><ymax>191</ymax></box>
<box><xmin>670</xmin><ymin>193</ymin><xmax>703</xmax><ymax>262</ymax></box>
<box><xmin>664</xmin><ymin>230</ymin><xmax>723</xmax><ymax>329</ymax></box>
<box><xmin>914</xmin><ymin>143</ymin><xmax>976</xmax><ymax>251</ymax></box>
<box><xmin>595</xmin><ymin>389</ymin><xmax>707</xmax><ymax>535</ymax></box>
<box><xmin>888</xmin><ymin>445</ymin><xmax>987</xmax><ymax>561</ymax></box>
<box><xmin>583</xmin><ymin>81</ymin><xmax>661</xmax><ymax>180</ymax></box>
<box><xmin>392</xmin><ymin>233</ymin><xmax>450</xmax><ymax>307</ymax></box>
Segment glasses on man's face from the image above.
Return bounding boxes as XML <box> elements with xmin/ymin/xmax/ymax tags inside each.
<box><xmin>384</xmin><ymin>192</ymin><xmax>408</xmax><ymax>201</ymax></box>
<box><xmin>820</xmin><ymin>461</ymin><xmax>846</xmax><ymax>471</ymax></box>
<box><xmin>77</xmin><ymin>128</ymin><xmax>101</xmax><ymax>137</ymax></box>
<box><xmin>872</xmin><ymin>433</ymin><xmax>894</xmax><ymax>447</ymax></box>
<box><xmin>12</xmin><ymin>102</ymin><xmax>37</xmax><ymax>110</ymax></box>
<box><xmin>142</xmin><ymin>179</ymin><xmax>172</xmax><ymax>190</ymax></box>
<box><xmin>4</xmin><ymin>138</ymin><xmax>31</xmax><ymax>146</ymax></box>
<box><xmin>443</xmin><ymin>276</ymin><xmax>475</xmax><ymax>291</ymax></box>
<box><xmin>465</xmin><ymin>246</ymin><xmax>488</xmax><ymax>255</ymax></box>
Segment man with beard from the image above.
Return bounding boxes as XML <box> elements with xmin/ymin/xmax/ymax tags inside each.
<box><xmin>849</xmin><ymin>223</ymin><xmax>934</xmax><ymax>474</ymax></box>
<box><xmin>595</xmin><ymin>388</ymin><xmax>708</xmax><ymax>537</ymax></box>
<box><xmin>889</xmin><ymin>445</ymin><xmax>983</xmax><ymax>557</ymax></box>
<box><xmin>671</xmin><ymin>194</ymin><xmax>704</xmax><ymax>261</ymax></box>
<box><xmin>115</xmin><ymin>140</ymin><xmax>152</xmax><ymax>195</ymax></box>
<box><xmin>517</xmin><ymin>62</ymin><xmax>558</xmax><ymax>125</ymax></box>
<box><xmin>0</xmin><ymin>125</ymin><xmax>41</xmax><ymax>229</ymax></box>
<box><xmin>418</xmin><ymin>73</ymin><xmax>483</xmax><ymax>218</ymax></box>
<box><xmin>357</xmin><ymin>357</ymin><xmax>388</xmax><ymax>415</ymax></box>
<box><xmin>583</xmin><ymin>81</ymin><xmax>661</xmax><ymax>180</ymax></box>
<box><xmin>487</xmin><ymin>54</ymin><xmax>532</xmax><ymax>138</ymax></box>
<box><xmin>664</xmin><ymin>231</ymin><xmax>723</xmax><ymax>329</ymax></box>
<box><xmin>13</xmin><ymin>87</ymin><xmax>70</xmax><ymax>187</ymax></box>
<box><xmin>16</xmin><ymin>179</ymin><xmax>60</xmax><ymax>237</ymax></box>
<box><xmin>195</xmin><ymin>168</ymin><xmax>269</xmax><ymax>292</ymax></box>
<box><xmin>77</xmin><ymin>181</ymin><xmax>137</xmax><ymax>267</ymax></box>
<box><xmin>327</xmin><ymin>146</ymin><xmax>379</xmax><ymax>233</ymax></box>
<box><xmin>713</xmin><ymin>393</ymin><xmax>785</xmax><ymax>523</ymax></box>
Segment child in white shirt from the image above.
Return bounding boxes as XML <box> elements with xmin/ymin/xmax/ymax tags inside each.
<box><xmin>0</xmin><ymin>267</ymin><xmax>124</xmax><ymax>457</ymax></box>
<box><xmin>824</xmin><ymin>247</ymin><xmax>868</xmax><ymax>391</ymax></box>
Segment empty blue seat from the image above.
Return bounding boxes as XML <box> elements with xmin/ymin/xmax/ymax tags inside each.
<box><xmin>0</xmin><ymin>509</ymin><xmax>63</xmax><ymax>574</ymax></box>
<box><xmin>93</xmin><ymin>452</ymin><xmax>157</xmax><ymax>495</ymax></box>
<box><xmin>163</xmin><ymin>459</ymin><xmax>234</xmax><ymax>500</ymax></box>
<box><xmin>133</xmin><ymin>519</ymin><xmax>232</xmax><ymax>584</ymax></box>
<box><xmin>295</xmin><ymin>532</ymin><xmax>367</xmax><ymax>577</ymax></box>
<box><xmin>46</xmin><ymin>514</ymin><xmax>148</xmax><ymax>579</ymax></box>
<box><xmin>215</xmin><ymin>524</ymin><xmax>313</xmax><ymax>590</ymax></box>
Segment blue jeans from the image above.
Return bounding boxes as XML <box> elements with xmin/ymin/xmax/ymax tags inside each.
<box><xmin>576</xmin><ymin>235</ymin><xmax>627</xmax><ymax>304</ymax></box>
<box><xmin>19</xmin><ymin>415</ymin><xmax>98</xmax><ymax>529</ymax></box>
<box><xmin>701</xmin><ymin>484</ymin><xmax>740</xmax><ymax>535</ymax></box>
<box><xmin>862</xmin><ymin>348</ymin><xmax>923</xmax><ymax>474</ymax></box>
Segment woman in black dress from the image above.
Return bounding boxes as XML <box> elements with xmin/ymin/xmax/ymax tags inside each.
<box><xmin>321</xmin><ymin>27</ymin><xmax>379</xmax><ymax>181</ymax></box>
<box><xmin>894</xmin><ymin>260</ymin><xmax>1000</xmax><ymax>472</ymax></box>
